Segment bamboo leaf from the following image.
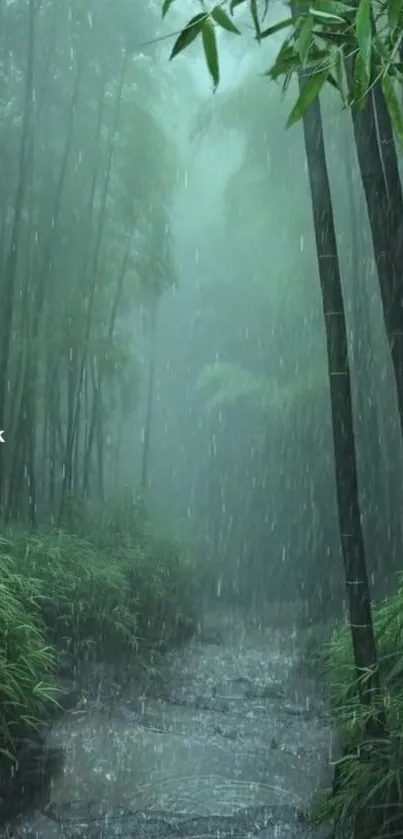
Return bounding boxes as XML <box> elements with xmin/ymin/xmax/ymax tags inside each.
<box><xmin>169</xmin><ymin>13</ymin><xmax>206</xmax><ymax>60</ymax></box>
<box><xmin>230</xmin><ymin>0</ymin><xmax>246</xmax><ymax>12</ymax></box>
<box><xmin>211</xmin><ymin>6</ymin><xmax>241</xmax><ymax>33</ymax></box>
<box><xmin>381</xmin><ymin>73</ymin><xmax>403</xmax><ymax>149</ymax></box>
<box><xmin>388</xmin><ymin>0</ymin><xmax>403</xmax><ymax>32</ymax></box>
<box><xmin>332</xmin><ymin>46</ymin><xmax>347</xmax><ymax>102</ymax></box>
<box><xmin>297</xmin><ymin>14</ymin><xmax>314</xmax><ymax>66</ymax></box>
<box><xmin>260</xmin><ymin>17</ymin><xmax>294</xmax><ymax>38</ymax></box>
<box><xmin>262</xmin><ymin>0</ymin><xmax>270</xmax><ymax>19</ymax></box>
<box><xmin>310</xmin><ymin>8</ymin><xmax>344</xmax><ymax>21</ymax></box>
<box><xmin>355</xmin><ymin>0</ymin><xmax>372</xmax><ymax>78</ymax></box>
<box><xmin>202</xmin><ymin>21</ymin><xmax>220</xmax><ymax>91</ymax></box>
<box><xmin>267</xmin><ymin>40</ymin><xmax>301</xmax><ymax>79</ymax></box>
<box><xmin>282</xmin><ymin>70</ymin><xmax>294</xmax><ymax>94</ymax></box>
<box><xmin>162</xmin><ymin>0</ymin><xmax>176</xmax><ymax>17</ymax></box>
<box><xmin>250</xmin><ymin>0</ymin><xmax>261</xmax><ymax>40</ymax></box>
<box><xmin>310</xmin><ymin>0</ymin><xmax>354</xmax><ymax>17</ymax></box>
<box><xmin>286</xmin><ymin>68</ymin><xmax>329</xmax><ymax>126</ymax></box>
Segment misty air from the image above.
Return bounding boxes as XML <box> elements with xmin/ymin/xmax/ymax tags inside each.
<box><xmin>0</xmin><ymin>1</ymin><xmax>402</xmax><ymax>838</ymax></box>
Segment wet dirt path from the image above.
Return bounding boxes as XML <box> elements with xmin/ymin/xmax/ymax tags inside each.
<box><xmin>12</xmin><ymin>607</ymin><xmax>333</xmax><ymax>838</ymax></box>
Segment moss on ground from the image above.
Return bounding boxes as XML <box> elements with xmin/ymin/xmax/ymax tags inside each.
<box><xmin>308</xmin><ymin>582</ymin><xmax>403</xmax><ymax>838</ymax></box>
<box><xmin>0</xmin><ymin>510</ymin><xmax>196</xmax><ymax>767</ymax></box>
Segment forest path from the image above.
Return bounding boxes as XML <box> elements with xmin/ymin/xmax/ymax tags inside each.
<box><xmin>14</xmin><ymin>606</ymin><xmax>333</xmax><ymax>838</ymax></box>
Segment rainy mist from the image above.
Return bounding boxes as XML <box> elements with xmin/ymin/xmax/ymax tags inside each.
<box><xmin>0</xmin><ymin>0</ymin><xmax>403</xmax><ymax>838</ymax></box>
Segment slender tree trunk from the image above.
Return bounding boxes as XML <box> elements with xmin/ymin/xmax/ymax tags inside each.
<box><xmin>96</xmin><ymin>393</ymin><xmax>105</xmax><ymax>503</ymax></box>
<box><xmin>73</xmin><ymin>391</ymin><xmax>81</xmax><ymax>495</ymax></box>
<box><xmin>26</xmin><ymin>394</ymin><xmax>36</xmax><ymax>527</ymax></box>
<box><xmin>82</xmin><ymin>230</ymin><xmax>133</xmax><ymax>496</ymax></box>
<box><xmin>114</xmin><ymin>410</ymin><xmax>124</xmax><ymax>493</ymax></box>
<box><xmin>59</xmin><ymin>50</ymin><xmax>128</xmax><ymax>522</ymax></box>
<box><xmin>8</xmin><ymin>54</ymin><xmax>83</xmax><ymax>522</ymax></box>
<box><xmin>48</xmin><ymin>362</ymin><xmax>62</xmax><ymax>515</ymax></box>
<box><xmin>62</xmin><ymin>347</ymin><xmax>79</xmax><ymax>506</ymax></box>
<box><xmin>298</xmin><ymin>69</ymin><xmax>383</xmax><ymax>722</ymax></box>
<box><xmin>342</xmin><ymin>128</ymin><xmax>390</xmax><ymax>585</ymax></box>
<box><xmin>0</xmin><ymin>0</ymin><xmax>35</xmax><ymax>508</ymax></box>
<box><xmin>32</xmin><ymin>57</ymin><xmax>83</xmax><ymax>334</ymax></box>
<box><xmin>141</xmin><ymin>304</ymin><xmax>158</xmax><ymax>492</ymax></box>
<box><xmin>349</xmin><ymin>79</ymin><xmax>403</xmax><ymax>442</ymax></box>
<box><xmin>372</xmin><ymin>86</ymin><xmax>403</xmax><ymax>260</ymax></box>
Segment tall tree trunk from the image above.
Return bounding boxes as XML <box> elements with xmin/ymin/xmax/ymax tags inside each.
<box><xmin>0</xmin><ymin>0</ymin><xmax>35</xmax><ymax>508</ymax></box>
<box><xmin>349</xmin><ymin>79</ymin><xmax>403</xmax><ymax>443</ymax></box>
<box><xmin>95</xmin><ymin>390</ymin><xmax>105</xmax><ymax>503</ymax></box>
<box><xmin>372</xmin><ymin>86</ymin><xmax>403</xmax><ymax>261</ymax></box>
<box><xmin>82</xmin><ymin>230</ymin><xmax>132</xmax><ymax>496</ymax></box>
<box><xmin>342</xmin><ymin>126</ymin><xmax>390</xmax><ymax>586</ymax></box>
<box><xmin>8</xmin><ymin>54</ymin><xmax>83</xmax><ymax>521</ymax></box>
<box><xmin>297</xmin><ymin>68</ymin><xmax>383</xmax><ymax>723</ymax></box>
<box><xmin>141</xmin><ymin>304</ymin><xmax>158</xmax><ymax>492</ymax></box>
<box><xmin>26</xmin><ymin>394</ymin><xmax>36</xmax><ymax>527</ymax></box>
<box><xmin>59</xmin><ymin>50</ymin><xmax>128</xmax><ymax>522</ymax></box>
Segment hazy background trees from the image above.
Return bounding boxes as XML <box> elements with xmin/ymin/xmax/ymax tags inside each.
<box><xmin>0</xmin><ymin>0</ymin><xmax>191</xmax><ymax>523</ymax></box>
<box><xmin>1</xmin><ymin>0</ymin><xmax>402</xmax><ymax>624</ymax></box>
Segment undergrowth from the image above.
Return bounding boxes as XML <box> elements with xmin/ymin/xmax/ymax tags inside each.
<box><xmin>298</xmin><ymin>619</ymin><xmax>338</xmax><ymax>673</ymax></box>
<box><xmin>310</xmin><ymin>584</ymin><xmax>403</xmax><ymax>839</ymax></box>
<box><xmin>0</xmin><ymin>500</ymin><xmax>196</xmax><ymax>764</ymax></box>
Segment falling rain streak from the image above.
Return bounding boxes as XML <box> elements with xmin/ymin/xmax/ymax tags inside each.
<box><xmin>0</xmin><ymin>1</ymin><xmax>402</xmax><ymax>839</ymax></box>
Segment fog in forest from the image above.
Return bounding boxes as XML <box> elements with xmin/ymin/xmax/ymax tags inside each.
<box><xmin>1</xmin><ymin>0</ymin><xmax>403</xmax><ymax>837</ymax></box>
<box><xmin>141</xmin><ymin>2</ymin><xmax>403</xmax><ymax>614</ymax></box>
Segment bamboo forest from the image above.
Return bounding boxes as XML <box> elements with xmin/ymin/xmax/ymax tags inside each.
<box><xmin>1</xmin><ymin>0</ymin><xmax>403</xmax><ymax>836</ymax></box>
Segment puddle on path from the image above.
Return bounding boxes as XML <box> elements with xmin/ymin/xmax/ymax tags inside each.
<box><xmin>8</xmin><ymin>607</ymin><xmax>334</xmax><ymax>838</ymax></box>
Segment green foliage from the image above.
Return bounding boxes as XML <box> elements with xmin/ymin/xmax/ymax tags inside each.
<box><xmin>286</xmin><ymin>69</ymin><xmax>329</xmax><ymax>127</ymax></box>
<box><xmin>161</xmin><ymin>0</ymin><xmax>403</xmax><ymax>142</ymax></box>
<box><xmin>170</xmin><ymin>13</ymin><xmax>208</xmax><ymax>59</ymax></box>
<box><xmin>202</xmin><ymin>20</ymin><xmax>220</xmax><ymax>91</ymax></box>
<box><xmin>312</xmin><ymin>581</ymin><xmax>403</xmax><ymax>837</ymax></box>
<box><xmin>0</xmin><ymin>515</ymin><xmax>196</xmax><ymax>764</ymax></box>
<box><xmin>211</xmin><ymin>7</ymin><xmax>241</xmax><ymax>34</ymax></box>
<box><xmin>0</xmin><ymin>0</ymin><xmax>183</xmax><ymax>524</ymax></box>
<box><xmin>4</xmin><ymin>531</ymin><xmax>140</xmax><ymax>659</ymax></box>
<box><xmin>0</xmin><ymin>551</ymin><xmax>58</xmax><ymax>757</ymax></box>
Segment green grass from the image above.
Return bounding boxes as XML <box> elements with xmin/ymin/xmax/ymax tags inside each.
<box><xmin>310</xmin><ymin>582</ymin><xmax>403</xmax><ymax>839</ymax></box>
<box><xmin>0</xmin><ymin>513</ymin><xmax>196</xmax><ymax>765</ymax></box>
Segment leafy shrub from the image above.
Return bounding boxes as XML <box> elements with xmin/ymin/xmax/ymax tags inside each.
<box><xmin>312</xmin><ymin>581</ymin><xmax>403</xmax><ymax>838</ymax></box>
<box><xmin>0</xmin><ymin>547</ymin><xmax>58</xmax><ymax>758</ymax></box>
<box><xmin>69</xmin><ymin>493</ymin><xmax>197</xmax><ymax>648</ymax></box>
<box><xmin>122</xmin><ymin>533</ymin><xmax>196</xmax><ymax>649</ymax></box>
<box><xmin>0</xmin><ymin>517</ymin><xmax>196</xmax><ymax>763</ymax></box>
<box><xmin>1</xmin><ymin>531</ymin><xmax>139</xmax><ymax>661</ymax></box>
